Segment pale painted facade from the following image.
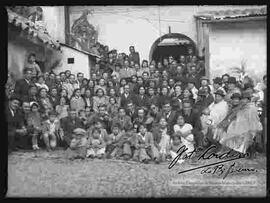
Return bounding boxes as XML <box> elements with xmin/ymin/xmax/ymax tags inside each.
<box><xmin>69</xmin><ymin>5</ymin><xmax>266</xmax><ymax>82</ymax></box>
<box><xmin>69</xmin><ymin>5</ymin><xmax>265</xmax><ymax>59</ymax></box>
<box><xmin>209</xmin><ymin>20</ymin><xmax>266</xmax><ymax>83</ymax></box>
<box><xmin>53</xmin><ymin>44</ymin><xmax>93</xmax><ymax>79</ymax></box>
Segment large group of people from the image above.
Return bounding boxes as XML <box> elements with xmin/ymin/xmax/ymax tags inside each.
<box><xmin>6</xmin><ymin>45</ymin><xmax>266</xmax><ymax>163</ymax></box>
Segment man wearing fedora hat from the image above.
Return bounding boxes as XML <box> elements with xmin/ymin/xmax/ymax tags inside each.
<box><xmin>199</xmin><ymin>76</ymin><xmax>212</xmax><ymax>92</ymax></box>
<box><xmin>224</xmin><ymin>76</ymin><xmax>241</xmax><ymax>103</ymax></box>
<box><xmin>213</xmin><ymin>77</ymin><xmax>226</xmax><ymax>96</ymax></box>
<box><xmin>193</xmin><ymin>88</ymin><xmax>208</xmax><ymax>115</ymax></box>
<box><xmin>66</xmin><ymin>128</ymin><xmax>88</xmax><ymax>160</ymax></box>
<box><xmin>6</xmin><ymin>95</ymin><xmax>27</xmax><ymax>153</ymax></box>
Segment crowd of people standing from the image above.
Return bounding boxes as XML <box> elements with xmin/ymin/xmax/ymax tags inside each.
<box><xmin>6</xmin><ymin>45</ymin><xmax>266</xmax><ymax>163</ymax></box>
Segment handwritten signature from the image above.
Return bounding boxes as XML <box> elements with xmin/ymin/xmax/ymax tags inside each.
<box><xmin>168</xmin><ymin>145</ymin><xmax>257</xmax><ymax>179</ymax></box>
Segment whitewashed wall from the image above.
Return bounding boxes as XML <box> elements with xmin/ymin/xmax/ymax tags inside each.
<box><xmin>53</xmin><ymin>45</ymin><xmax>90</xmax><ymax>79</ymax></box>
<box><xmin>209</xmin><ymin>20</ymin><xmax>266</xmax><ymax>84</ymax></box>
<box><xmin>41</xmin><ymin>6</ymin><xmax>66</xmax><ymax>43</ymax></box>
<box><xmin>69</xmin><ymin>5</ymin><xmax>265</xmax><ymax>61</ymax></box>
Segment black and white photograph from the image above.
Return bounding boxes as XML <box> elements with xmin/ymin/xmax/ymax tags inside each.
<box><xmin>3</xmin><ymin>5</ymin><xmax>267</xmax><ymax>198</ymax></box>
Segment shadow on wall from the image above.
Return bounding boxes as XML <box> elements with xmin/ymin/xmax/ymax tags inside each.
<box><xmin>8</xmin><ymin>44</ymin><xmax>27</xmax><ymax>80</ymax></box>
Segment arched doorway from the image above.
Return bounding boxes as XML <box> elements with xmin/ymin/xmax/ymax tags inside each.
<box><xmin>149</xmin><ymin>33</ymin><xmax>197</xmax><ymax>63</ymax></box>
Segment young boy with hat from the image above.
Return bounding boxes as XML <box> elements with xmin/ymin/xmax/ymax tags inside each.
<box><xmin>27</xmin><ymin>102</ymin><xmax>42</xmax><ymax>150</ymax></box>
<box><xmin>67</xmin><ymin>128</ymin><xmax>88</xmax><ymax>160</ymax></box>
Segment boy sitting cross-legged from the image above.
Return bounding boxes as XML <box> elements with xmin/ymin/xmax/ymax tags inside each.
<box><xmin>112</xmin><ymin>123</ymin><xmax>139</xmax><ymax>161</ymax></box>
<box><xmin>133</xmin><ymin>124</ymin><xmax>160</xmax><ymax>164</ymax></box>
<box><xmin>86</xmin><ymin>127</ymin><xmax>106</xmax><ymax>159</ymax></box>
<box><xmin>104</xmin><ymin>123</ymin><xmax>125</xmax><ymax>159</ymax></box>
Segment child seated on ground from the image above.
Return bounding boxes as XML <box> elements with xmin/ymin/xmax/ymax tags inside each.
<box><xmin>42</xmin><ymin>111</ymin><xmax>62</xmax><ymax>151</ymax></box>
<box><xmin>154</xmin><ymin>117</ymin><xmax>171</xmax><ymax>163</ymax></box>
<box><xmin>104</xmin><ymin>123</ymin><xmax>124</xmax><ymax>159</ymax></box>
<box><xmin>27</xmin><ymin>102</ymin><xmax>42</xmax><ymax>150</ymax></box>
<box><xmin>78</xmin><ymin>109</ymin><xmax>88</xmax><ymax>129</ymax></box>
<box><xmin>173</xmin><ymin>114</ymin><xmax>195</xmax><ymax>157</ymax></box>
<box><xmin>86</xmin><ymin>127</ymin><xmax>106</xmax><ymax>159</ymax></box>
<box><xmin>113</xmin><ymin>123</ymin><xmax>139</xmax><ymax>161</ymax></box>
<box><xmin>168</xmin><ymin>135</ymin><xmax>184</xmax><ymax>164</ymax></box>
<box><xmin>133</xmin><ymin>124</ymin><xmax>160</xmax><ymax>164</ymax></box>
<box><xmin>87</xmin><ymin>119</ymin><xmax>108</xmax><ymax>140</ymax></box>
<box><xmin>200</xmin><ymin>106</ymin><xmax>213</xmax><ymax>148</ymax></box>
<box><xmin>67</xmin><ymin>128</ymin><xmax>88</xmax><ymax>160</ymax></box>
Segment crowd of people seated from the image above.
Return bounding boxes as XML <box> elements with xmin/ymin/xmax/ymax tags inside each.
<box><xmin>6</xmin><ymin>46</ymin><xmax>266</xmax><ymax>164</ymax></box>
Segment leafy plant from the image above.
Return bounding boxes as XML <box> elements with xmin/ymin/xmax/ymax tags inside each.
<box><xmin>229</xmin><ymin>59</ymin><xmax>248</xmax><ymax>82</ymax></box>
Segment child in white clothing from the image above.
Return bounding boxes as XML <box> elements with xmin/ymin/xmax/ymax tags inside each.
<box><xmin>200</xmin><ymin>107</ymin><xmax>213</xmax><ymax>147</ymax></box>
<box><xmin>173</xmin><ymin>114</ymin><xmax>194</xmax><ymax>155</ymax></box>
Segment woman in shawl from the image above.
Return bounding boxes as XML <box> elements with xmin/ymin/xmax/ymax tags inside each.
<box><xmin>214</xmin><ymin>91</ymin><xmax>262</xmax><ymax>154</ymax></box>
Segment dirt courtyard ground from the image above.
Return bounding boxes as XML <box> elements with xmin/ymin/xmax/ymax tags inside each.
<box><xmin>6</xmin><ymin>150</ymin><xmax>267</xmax><ymax>198</ymax></box>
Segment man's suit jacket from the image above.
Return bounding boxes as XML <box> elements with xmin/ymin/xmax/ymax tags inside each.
<box><xmin>14</xmin><ymin>79</ymin><xmax>32</xmax><ymax>98</ymax></box>
<box><xmin>134</xmin><ymin>95</ymin><xmax>150</xmax><ymax>108</ymax></box>
<box><xmin>129</xmin><ymin>52</ymin><xmax>140</xmax><ymax>65</ymax></box>
<box><xmin>60</xmin><ymin>117</ymin><xmax>84</xmax><ymax>138</ymax></box>
<box><xmin>120</xmin><ymin>93</ymin><xmax>135</xmax><ymax>108</ymax></box>
<box><xmin>6</xmin><ymin>107</ymin><xmax>23</xmax><ymax>135</ymax></box>
<box><xmin>161</xmin><ymin>110</ymin><xmax>178</xmax><ymax>135</ymax></box>
<box><xmin>112</xmin><ymin>115</ymin><xmax>133</xmax><ymax>131</ymax></box>
<box><xmin>136</xmin><ymin>132</ymin><xmax>155</xmax><ymax>147</ymax></box>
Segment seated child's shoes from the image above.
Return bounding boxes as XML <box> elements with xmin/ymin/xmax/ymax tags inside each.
<box><xmin>32</xmin><ymin>145</ymin><xmax>40</xmax><ymax>150</ymax></box>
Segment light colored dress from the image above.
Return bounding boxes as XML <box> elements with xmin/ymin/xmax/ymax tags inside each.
<box><xmin>208</xmin><ymin>100</ymin><xmax>229</xmax><ymax>128</ymax></box>
<box><xmin>174</xmin><ymin>123</ymin><xmax>194</xmax><ymax>154</ymax></box>
<box><xmin>216</xmin><ymin>102</ymin><xmax>262</xmax><ymax>154</ymax></box>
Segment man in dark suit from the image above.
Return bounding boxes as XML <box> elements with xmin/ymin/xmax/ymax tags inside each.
<box><xmin>22</xmin><ymin>84</ymin><xmax>39</xmax><ymax>103</ymax></box>
<box><xmin>128</xmin><ymin>46</ymin><xmax>140</xmax><ymax>66</ymax></box>
<box><xmin>120</xmin><ymin>84</ymin><xmax>135</xmax><ymax>108</ymax></box>
<box><xmin>14</xmin><ymin>68</ymin><xmax>33</xmax><ymax>98</ymax></box>
<box><xmin>126</xmin><ymin>101</ymin><xmax>138</xmax><ymax>123</ymax></box>
<box><xmin>161</xmin><ymin>101</ymin><xmax>178</xmax><ymax>136</ymax></box>
<box><xmin>133</xmin><ymin>86</ymin><xmax>150</xmax><ymax>109</ymax></box>
<box><xmin>60</xmin><ymin>108</ymin><xmax>84</xmax><ymax>149</ymax></box>
<box><xmin>181</xmin><ymin>101</ymin><xmax>203</xmax><ymax>148</ymax></box>
<box><xmin>6</xmin><ymin>96</ymin><xmax>27</xmax><ymax>153</ymax></box>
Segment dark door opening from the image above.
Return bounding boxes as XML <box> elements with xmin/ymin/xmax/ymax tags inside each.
<box><xmin>149</xmin><ymin>33</ymin><xmax>197</xmax><ymax>63</ymax></box>
<box><xmin>152</xmin><ymin>45</ymin><xmax>188</xmax><ymax>63</ymax></box>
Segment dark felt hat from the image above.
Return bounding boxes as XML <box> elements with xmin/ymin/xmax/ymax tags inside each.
<box><xmin>231</xmin><ymin>93</ymin><xmax>242</xmax><ymax>100</ymax></box>
<box><xmin>213</xmin><ymin>77</ymin><xmax>222</xmax><ymax>84</ymax></box>
<box><xmin>73</xmin><ymin>128</ymin><xmax>87</xmax><ymax>136</ymax></box>
<box><xmin>198</xmin><ymin>89</ymin><xmax>208</xmax><ymax>96</ymax></box>
<box><xmin>214</xmin><ymin>89</ymin><xmax>225</xmax><ymax>97</ymax></box>
<box><xmin>228</xmin><ymin>77</ymin><xmax>237</xmax><ymax>84</ymax></box>
<box><xmin>200</xmin><ymin>76</ymin><xmax>209</xmax><ymax>81</ymax></box>
<box><xmin>187</xmin><ymin>78</ymin><xmax>196</xmax><ymax>84</ymax></box>
<box><xmin>9</xmin><ymin>94</ymin><xmax>22</xmax><ymax>103</ymax></box>
<box><xmin>241</xmin><ymin>91</ymin><xmax>252</xmax><ymax>99</ymax></box>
